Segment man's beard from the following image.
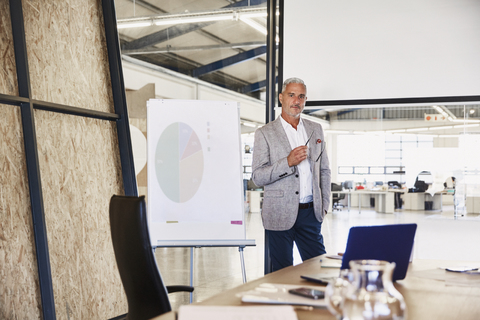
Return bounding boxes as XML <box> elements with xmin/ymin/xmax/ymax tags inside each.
<box><xmin>287</xmin><ymin>105</ymin><xmax>303</xmax><ymax>118</ymax></box>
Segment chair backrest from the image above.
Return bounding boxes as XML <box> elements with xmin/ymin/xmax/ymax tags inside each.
<box><xmin>331</xmin><ymin>182</ymin><xmax>343</xmax><ymax>192</ymax></box>
<box><xmin>109</xmin><ymin>195</ymin><xmax>171</xmax><ymax>320</ymax></box>
<box><xmin>388</xmin><ymin>180</ymin><xmax>402</xmax><ymax>188</ymax></box>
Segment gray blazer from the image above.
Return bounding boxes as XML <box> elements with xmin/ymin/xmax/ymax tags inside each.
<box><xmin>251</xmin><ymin>117</ymin><xmax>331</xmax><ymax>231</ymax></box>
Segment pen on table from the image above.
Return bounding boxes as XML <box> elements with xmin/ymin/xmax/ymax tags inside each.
<box><xmin>294</xmin><ymin>306</ymin><xmax>314</xmax><ymax>311</ymax></box>
<box><xmin>466</xmin><ymin>271</ymin><xmax>480</xmax><ymax>275</ymax></box>
<box><xmin>305</xmin><ymin>131</ymin><xmax>314</xmax><ymax>146</ymax></box>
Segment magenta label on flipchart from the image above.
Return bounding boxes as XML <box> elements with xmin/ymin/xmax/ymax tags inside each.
<box><xmin>231</xmin><ymin>221</ymin><xmax>243</xmax><ymax>225</ymax></box>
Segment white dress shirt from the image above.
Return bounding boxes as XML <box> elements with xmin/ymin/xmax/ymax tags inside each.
<box><xmin>280</xmin><ymin>116</ymin><xmax>313</xmax><ymax>204</ymax></box>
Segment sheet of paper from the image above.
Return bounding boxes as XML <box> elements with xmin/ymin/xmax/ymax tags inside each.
<box><xmin>178</xmin><ymin>305</ymin><xmax>298</xmax><ymax>320</ymax></box>
<box><xmin>237</xmin><ymin>283</ymin><xmax>326</xmax><ymax>307</ymax></box>
<box><xmin>320</xmin><ymin>257</ymin><xmax>342</xmax><ymax>268</ymax></box>
<box><xmin>410</xmin><ymin>268</ymin><xmax>480</xmax><ymax>288</ymax></box>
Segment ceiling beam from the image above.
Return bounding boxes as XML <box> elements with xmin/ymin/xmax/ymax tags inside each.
<box><xmin>191</xmin><ymin>46</ymin><xmax>266</xmax><ymax>78</ymax></box>
<box><xmin>241</xmin><ymin>76</ymin><xmax>277</xmax><ymax>93</ymax></box>
<box><xmin>122</xmin><ymin>0</ymin><xmax>267</xmax><ymax>50</ymax></box>
<box><xmin>242</xmin><ymin>79</ymin><xmax>266</xmax><ymax>93</ymax></box>
<box><xmin>122</xmin><ymin>41</ymin><xmax>266</xmax><ymax>55</ymax></box>
<box><xmin>122</xmin><ymin>22</ymin><xmax>213</xmax><ymax>51</ymax></box>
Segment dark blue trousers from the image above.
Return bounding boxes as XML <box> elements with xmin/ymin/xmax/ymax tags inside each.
<box><xmin>266</xmin><ymin>206</ymin><xmax>326</xmax><ymax>272</ymax></box>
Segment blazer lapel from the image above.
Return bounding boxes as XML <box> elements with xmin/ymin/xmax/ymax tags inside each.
<box><xmin>302</xmin><ymin>119</ymin><xmax>316</xmax><ymax>160</ymax></box>
<box><xmin>303</xmin><ymin>120</ymin><xmax>315</xmax><ymax>148</ymax></box>
<box><xmin>272</xmin><ymin>117</ymin><xmax>292</xmax><ymax>154</ymax></box>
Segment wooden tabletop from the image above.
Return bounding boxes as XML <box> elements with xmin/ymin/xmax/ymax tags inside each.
<box><xmin>152</xmin><ymin>257</ymin><xmax>480</xmax><ymax>320</ymax></box>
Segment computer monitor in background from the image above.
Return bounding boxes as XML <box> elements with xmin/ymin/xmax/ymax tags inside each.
<box><xmin>343</xmin><ymin>180</ymin><xmax>354</xmax><ymax>190</ymax></box>
<box><xmin>388</xmin><ymin>181</ymin><xmax>402</xmax><ymax>188</ymax></box>
<box><xmin>416</xmin><ymin>171</ymin><xmax>433</xmax><ymax>184</ymax></box>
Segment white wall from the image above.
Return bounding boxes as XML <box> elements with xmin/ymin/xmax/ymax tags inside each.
<box><xmin>284</xmin><ymin>0</ymin><xmax>480</xmax><ymax>104</ymax></box>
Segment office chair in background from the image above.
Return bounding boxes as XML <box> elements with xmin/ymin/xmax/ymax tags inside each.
<box><xmin>388</xmin><ymin>181</ymin><xmax>403</xmax><ymax>209</ymax></box>
<box><xmin>331</xmin><ymin>182</ymin><xmax>345</xmax><ymax>211</ymax></box>
<box><xmin>109</xmin><ymin>195</ymin><xmax>194</xmax><ymax>320</ymax></box>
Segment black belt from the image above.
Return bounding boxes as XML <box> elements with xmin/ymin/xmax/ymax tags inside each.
<box><xmin>299</xmin><ymin>202</ymin><xmax>314</xmax><ymax>209</ymax></box>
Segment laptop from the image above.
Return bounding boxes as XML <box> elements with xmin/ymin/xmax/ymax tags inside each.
<box><xmin>302</xmin><ymin>224</ymin><xmax>417</xmax><ymax>283</ymax></box>
<box><xmin>340</xmin><ymin>224</ymin><xmax>417</xmax><ymax>281</ymax></box>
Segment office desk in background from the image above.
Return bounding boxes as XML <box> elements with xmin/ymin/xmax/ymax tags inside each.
<box><xmin>403</xmin><ymin>192</ymin><xmax>443</xmax><ymax>211</ymax></box>
<box><xmin>334</xmin><ymin>190</ymin><xmax>396</xmax><ymax>214</ymax></box>
<box><xmin>152</xmin><ymin>257</ymin><xmax>480</xmax><ymax>320</ymax></box>
<box><xmin>466</xmin><ymin>196</ymin><xmax>480</xmax><ymax>214</ymax></box>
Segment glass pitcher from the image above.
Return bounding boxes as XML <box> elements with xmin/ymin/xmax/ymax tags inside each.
<box><xmin>342</xmin><ymin>260</ymin><xmax>407</xmax><ymax>320</ymax></box>
<box><xmin>325</xmin><ymin>269</ymin><xmax>353</xmax><ymax>319</ymax></box>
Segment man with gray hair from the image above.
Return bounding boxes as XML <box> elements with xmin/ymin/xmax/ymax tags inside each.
<box><xmin>252</xmin><ymin>77</ymin><xmax>331</xmax><ymax>271</ymax></box>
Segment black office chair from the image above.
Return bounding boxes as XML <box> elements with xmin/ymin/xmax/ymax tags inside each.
<box><xmin>388</xmin><ymin>181</ymin><xmax>403</xmax><ymax>209</ymax></box>
<box><xmin>109</xmin><ymin>195</ymin><xmax>194</xmax><ymax>320</ymax></box>
<box><xmin>331</xmin><ymin>183</ymin><xmax>345</xmax><ymax>211</ymax></box>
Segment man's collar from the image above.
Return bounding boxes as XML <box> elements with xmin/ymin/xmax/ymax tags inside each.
<box><xmin>280</xmin><ymin>115</ymin><xmax>303</xmax><ymax>130</ymax></box>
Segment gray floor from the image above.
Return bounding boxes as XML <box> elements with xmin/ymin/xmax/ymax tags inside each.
<box><xmin>155</xmin><ymin>204</ymin><xmax>480</xmax><ymax>311</ymax></box>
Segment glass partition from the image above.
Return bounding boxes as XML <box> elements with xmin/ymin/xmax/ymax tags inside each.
<box><xmin>324</xmin><ymin>104</ymin><xmax>480</xmax><ymax>216</ymax></box>
<box><xmin>115</xmin><ymin>0</ymin><xmax>270</xmax><ymax>101</ymax></box>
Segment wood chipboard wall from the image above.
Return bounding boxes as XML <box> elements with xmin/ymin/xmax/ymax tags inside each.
<box><xmin>24</xmin><ymin>0</ymin><xmax>114</xmax><ymax>112</ymax></box>
<box><xmin>35</xmin><ymin>111</ymin><xmax>126</xmax><ymax>319</ymax></box>
<box><xmin>0</xmin><ymin>2</ymin><xmax>41</xmax><ymax>319</ymax></box>
<box><xmin>0</xmin><ymin>104</ymin><xmax>42</xmax><ymax>319</ymax></box>
<box><xmin>0</xmin><ymin>0</ymin><xmax>130</xmax><ymax>318</ymax></box>
<box><xmin>0</xmin><ymin>0</ymin><xmax>18</xmax><ymax>96</ymax></box>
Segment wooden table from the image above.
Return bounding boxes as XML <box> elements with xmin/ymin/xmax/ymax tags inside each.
<box><xmin>152</xmin><ymin>257</ymin><xmax>480</xmax><ymax>320</ymax></box>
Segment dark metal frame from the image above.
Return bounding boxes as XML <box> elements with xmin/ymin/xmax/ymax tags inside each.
<box><xmin>264</xmin><ymin>0</ymin><xmax>277</xmax><ymax>275</ymax></box>
<box><xmin>5</xmin><ymin>1</ymin><xmax>137</xmax><ymax>319</ymax></box>
<box><xmin>305</xmin><ymin>95</ymin><xmax>480</xmax><ymax>108</ymax></box>
<box><xmin>265</xmin><ymin>0</ymin><xmax>276</xmax><ymax>125</ymax></box>
<box><xmin>277</xmin><ymin>0</ymin><xmax>284</xmax><ymax>100</ymax></box>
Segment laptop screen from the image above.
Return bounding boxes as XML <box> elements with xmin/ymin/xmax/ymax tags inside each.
<box><xmin>340</xmin><ymin>224</ymin><xmax>417</xmax><ymax>281</ymax></box>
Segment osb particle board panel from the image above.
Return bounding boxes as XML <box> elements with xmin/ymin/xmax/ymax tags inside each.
<box><xmin>0</xmin><ymin>0</ymin><xmax>18</xmax><ymax>96</ymax></box>
<box><xmin>0</xmin><ymin>104</ymin><xmax>41</xmax><ymax>319</ymax></box>
<box><xmin>22</xmin><ymin>0</ymin><xmax>114</xmax><ymax>113</ymax></box>
<box><xmin>34</xmin><ymin>110</ymin><xmax>127</xmax><ymax>319</ymax></box>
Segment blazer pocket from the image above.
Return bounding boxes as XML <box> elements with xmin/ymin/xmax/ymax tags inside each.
<box><xmin>264</xmin><ymin>190</ymin><xmax>284</xmax><ymax>198</ymax></box>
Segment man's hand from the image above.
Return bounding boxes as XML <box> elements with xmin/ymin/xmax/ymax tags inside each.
<box><xmin>287</xmin><ymin>145</ymin><xmax>308</xmax><ymax>167</ymax></box>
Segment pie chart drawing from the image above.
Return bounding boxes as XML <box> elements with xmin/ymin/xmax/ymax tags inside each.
<box><xmin>155</xmin><ymin>122</ymin><xmax>204</xmax><ymax>203</ymax></box>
